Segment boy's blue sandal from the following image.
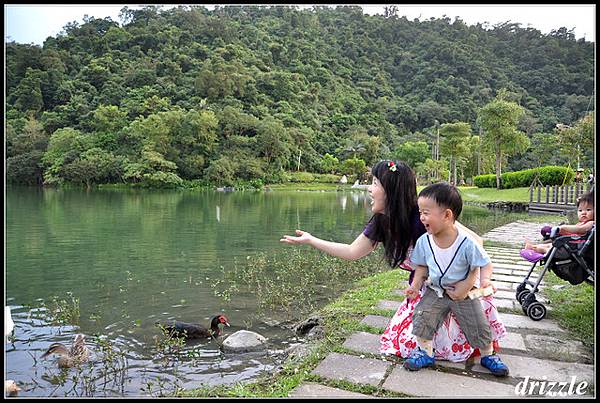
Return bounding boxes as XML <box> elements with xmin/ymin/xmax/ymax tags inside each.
<box><xmin>480</xmin><ymin>353</ymin><xmax>509</xmax><ymax>377</ymax></box>
<box><xmin>403</xmin><ymin>348</ymin><xmax>435</xmax><ymax>371</ymax></box>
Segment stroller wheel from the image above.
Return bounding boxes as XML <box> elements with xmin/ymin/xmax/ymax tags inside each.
<box><xmin>516</xmin><ymin>283</ymin><xmax>527</xmax><ymax>294</ymax></box>
<box><xmin>522</xmin><ymin>292</ymin><xmax>537</xmax><ymax>313</ymax></box>
<box><xmin>516</xmin><ymin>290</ymin><xmax>530</xmax><ymax>305</ymax></box>
<box><xmin>527</xmin><ymin>302</ymin><xmax>547</xmax><ymax>321</ymax></box>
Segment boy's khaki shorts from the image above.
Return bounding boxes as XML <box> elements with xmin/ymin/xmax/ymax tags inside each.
<box><xmin>411</xmin><ymin>286</ymin><xmax>492</xmax><ymax>349</ymax></box>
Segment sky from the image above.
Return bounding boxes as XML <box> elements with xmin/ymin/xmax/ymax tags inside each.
<box><xmin>4</xmin><ymin>3</ymin><xmax>596</xmax><ymax>46</ymax></box>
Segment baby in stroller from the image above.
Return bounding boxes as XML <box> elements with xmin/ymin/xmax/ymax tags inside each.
<box><xmin>521</xmin><ymin>190</ymin><xmax>594</xmax><ymax>262</ymax></box>
<box><xmin>516</xmin><ymin>191</ymin><xmax>595</xmax><ymax>320</ymax></box>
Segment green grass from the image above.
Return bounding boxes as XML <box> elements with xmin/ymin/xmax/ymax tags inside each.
<box><xmin>269</xmin><ymin>183</ymin><xmax>534</xmax><ymax>204</ymax></box>
<box><xmin>540</xmin><ymin>270</ymin><xmax>595</xmax><ymax>347</ymax></box>
<box><xmin>268</xmin><ymin>182</ymin><xmax>355</xmax><ymax>191</ymax></box>
<box><xmin>179</xmin><ymin>269</ymin><xmax>409</xmax><ymax>398</ymax></box>
<box><xmin>455</xmin><ymin>186</ymin><xmax>531</xmax><ymax>203</ymax></box>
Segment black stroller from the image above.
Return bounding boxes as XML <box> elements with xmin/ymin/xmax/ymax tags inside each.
<box><xmin>515</xmin><ymin>226</ymin><xmax>595</xmax><ymax>321</ymax></box>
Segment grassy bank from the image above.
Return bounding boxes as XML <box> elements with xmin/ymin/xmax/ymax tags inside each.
<box><xmin>540</xmin><ymin>271</ymin><xmax>594</xmax><ymax>347</ymax></box>
<box><xmin>98</xmin><ymin>181</ymin><xmax>534</xmax><ymax>205</ymax></box>
<box><xmin>179</xmin><ymin>254</ymin><xmax>593</xmax><ymax>397</ymax></box>
<box><xmin>456</xmin><ymin>186</ymin><xmax>531</xmax><ymax>203</ymax></box>
<box><xmin>268</xmin><ymin>183</ymin><xmax>533</xmax><ymax>203</ymax></box>
<box><xmin>267</xmin><ymin>182</ymin><xmax>349</xmax><ymax>191</ymax></box>
<box><xmin>180</xmin><ymin>269</ymin><xmax>409</xmax><ymax>398</ymax></box>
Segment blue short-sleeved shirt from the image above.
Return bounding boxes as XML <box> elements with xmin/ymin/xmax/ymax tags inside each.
<box><xmin>411</xmin><ymin>228</ymin><xmax>490</xmax><ymax>297</ymax></box>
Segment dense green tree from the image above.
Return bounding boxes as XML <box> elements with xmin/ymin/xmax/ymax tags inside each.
<box><xmin>393</xmin><ymin>141</ymin><xmax>430</xmax><ymax>170</ymax></box>
<box><xmin>11</xmin><ymin>68</ymin><xmax>45</xmax><ymax>114</ymax></box>
<box><xmin>320</xmin><ymin>153</ymin><xmax>339</xmax><ymax>174</ymax></box>
<box><xmin>4</xmin><ymin>6</ymin><xmax>594</xmax><ymax>187</ymax></box>
<box><xmin>477</xmin><ymin>94</ymin><xmax>530</xmax><ymax>188</ymax></box>
<box><xmin>556</xmin><ymin>111</ymin><xmax>595</xmax><ymax>169</ymax></box>
<box><xmin>340</xmin><ymin>157</ymin><xmax>367</xmax><ymax>180</ymax></box>
<box><xmin>439</xmin><ymin>122</ymin><xmax>472</xmax><ymax>185</ymax></box>
<box><xmin>41</xmin><ymin>127</ymin><xmax>91</xmax><ymax>185</ymax></box>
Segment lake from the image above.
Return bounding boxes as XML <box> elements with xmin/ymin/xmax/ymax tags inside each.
<box><xmin>5</xmin><ymin>186</ymin><xmax>532</xmax><ymax>396</ymax></box>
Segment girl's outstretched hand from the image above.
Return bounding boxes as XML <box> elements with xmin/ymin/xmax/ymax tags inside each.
<box><xmin>280</xmin><ymin>229</ymin><xmax>313</xmax><ymax>245</ymax></box>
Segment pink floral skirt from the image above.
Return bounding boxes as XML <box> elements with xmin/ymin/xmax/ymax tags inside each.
<box><xmin>380</xmin><ymin>286</ymin><xmax>507</xmax><ymax>362</ymax></box>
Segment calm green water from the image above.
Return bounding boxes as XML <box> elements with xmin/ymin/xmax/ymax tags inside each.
<box><xmin>6</xmin><ymin>186</ymin><xmax>528</xmax><ymax>396</ymax></box>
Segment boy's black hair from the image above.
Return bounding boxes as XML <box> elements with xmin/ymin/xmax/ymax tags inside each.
<box><xmin>418</xmin><ymin>182</ymin><xmax>463</xmax><ymax>221</ymax></box>
<box><xmin>577</xmin><ymin>190</ymin><xmax>594</xmax><ymax>207</ymax></box>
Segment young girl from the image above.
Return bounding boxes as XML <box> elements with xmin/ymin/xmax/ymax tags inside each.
<box><xmin>523</xmin><ymin>190</ymin><xmax>594</xmax><ymax>257</ymax></box>
<box><xmin>281</xmin><ymin>160</ymin><xmax>506</xmax><ymax>362</ymax></box>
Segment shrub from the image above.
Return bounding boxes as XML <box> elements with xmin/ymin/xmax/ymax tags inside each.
<box><xmin>313</xmin><ymin>173</ymin><xmax>341</xmax><ymax>183</ymax></box>
<box><xmin>473</xmin><ymin>173</ymin><xmax>496</xmax><ymax>188</ymax></box>
<box><xmin>288</xmin><ymin>171</ymin><xmax>315</xmax><ymax>182</ymax></box>
<box><xmin>473</xmin><ymin>166</ymin><xmax>575</xmax><ymax>188</ymax></box>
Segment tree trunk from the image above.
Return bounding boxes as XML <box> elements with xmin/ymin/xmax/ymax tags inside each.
<box><xmin>453</xmin><ymin>158</ymin><xmax>457</xmax><ymax>186</ymax></box>
<box><xmin>495</xmin><ymin>149</ymin><xmax>502</xmax><ymax>189</ymax></box>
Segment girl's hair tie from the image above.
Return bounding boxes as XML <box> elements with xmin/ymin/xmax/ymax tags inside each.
<box><xmin>387</xmin><ymin>161</ymin><xmax>397</xmax><ymax>172</ymax></box>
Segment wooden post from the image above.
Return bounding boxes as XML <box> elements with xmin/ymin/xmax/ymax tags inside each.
<box><xmin>530</xmin><ymin>185</ymin><xmax>534</xmax><ymax>203</ymax></box>
<box><xmin>545</xmin><ymin>185</ymin><xmax>549</xmax><ymax>203</ymax></box>
<box><xmin>537</xmin><ymin>185</ymin><xmax>541</xmax><ymax>203</ymax></box>
<box><xmin>553</xmin><ymin>185</ymin><xmax>558</xmax><ymax>203</ymax></box>
<box><xmin>571</xmin><ymin>185</ymin><xmax>576</xmax><ymax>204</ymax></box>
<box><xmin>559</xmin><ymin>186</ymin><xmax>563</xmax><ymax>204</ymax></box>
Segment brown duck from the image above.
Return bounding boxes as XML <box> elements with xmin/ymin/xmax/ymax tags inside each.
<box><xmin>5</xmin><ymin>380</ymin><xmax>21</xmax><ymax>396</ymax></box>
<box><xmin>41</xmin><ymin>334</ymin><xmax>89</xmax><ymax>368</ymax></box>
<box><xmin>161</xmin><ymin>314</ymin><xmax>230</xmax><ymax>339</ymax></box>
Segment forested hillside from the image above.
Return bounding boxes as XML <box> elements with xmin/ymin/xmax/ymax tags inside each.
<box><xmin>5</xmin><ymin>5</ymin><xmax>595</xmax><ymax>187</ymax></box>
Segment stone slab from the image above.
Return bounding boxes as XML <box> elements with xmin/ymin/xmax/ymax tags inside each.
<box><xmin>435</xmin><ymin>359</ymin><xmax>468</xmax><ymax>371</ymax></box>
<box><xmin>488</xmin><ymin>251</ymin><xmax>525</xmax><ymax>258</ymax></box>
<box><xmin>361</xmin><ymin>315</ymin><xmax>390</xmax><ymax>330</ymax></box>
<box><xmin>471</xmin><ymin>353</ymin><xmax>595</xmax><ymax>384</ymax></box>
<box><xmin>498</xmin><ymin>313</ymin><xmax>565</xmax><ymax>334</ymax></box>
<box><xmin>489</xmin><ymin>245</ymin><xmax>547</xmax><ymax>253</ymax></box>
<box><xmin>312</xmin><ymin>352</ymin><xmax>390</xmax><ymax>387</ymax></box>
<box><xmin>493</xmin><ymin>274</ymin><xmax>531</xmax><ymax>284</ymax></box>
<box><xmin>500</xmin><ymin>332</ymin><xmax>527</xmax><ymax>352</ymax></box>
<box><xmin>289</xmin><ymin>383</ymin><xmax>375</xmax><ymax>398</ymax></box>
<box><xmin>524</xmin><ymin>334</ymin><xmax>592</xmax><ymax>363</ymax></box>
<box><xmin>494</xmin><ymin>290</ymin><xmax>517</xmax><ymax>300</ymax></box>
<box><xmin>493</xmin><ymin>281</ymin><xmax>521</xmax><ymax>291</ymax></box>
<box><xmin>490</xmin><ymin>254</ymin><xmax>525</xmax><ymax>259</ymax></box>
<box><xmin>376</xmin><ymin>300</ymin><xmax>403</xmax><ymax>311</ymax></box>
<box><xmin>493</xmin><ymin>262</ymin><xmax>537</xmax><ymax>271</ymax></box>
<box><xmin>342</xmin><ymin>331</ymin><xmax>381</xmax><ymax>355</ymax></box>
<box><xmin>493</xmin><ymin>267</ymin><xmax>519</xmax><ymax>276</ymax></box>
<box><xmin>494</xmin><ymin>298</ymin><xmax>519</xmax><ymax>310</ymax></box>
<box><xmin>382</xmin><ymin>366</ymin><xmax>517</xmax><ymax>397</ymax></box>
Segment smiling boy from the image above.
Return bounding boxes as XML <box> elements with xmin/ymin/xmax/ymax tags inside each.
<box><xmin>403</xmin><ymin>182</ymin><xmax>509</xmax><ymax>376</ymax></box>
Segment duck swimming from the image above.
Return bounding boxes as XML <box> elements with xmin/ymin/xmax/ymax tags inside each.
<box><xmin>5</xmin><ymin>380</ymin><xmax>21</xmax><ymax>396</ymax></box>
<box><xmin>41</xmin><ymin>334</ymin><xmax>89</xmax><ymax>368</ymax></box>
<box><xmin>161</xmin><ymin>315</ymin><xmax>230</xmax><ymax>339</ymax></box>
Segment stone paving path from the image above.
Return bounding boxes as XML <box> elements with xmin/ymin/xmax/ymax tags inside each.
<box><xmin>481</xmin><ymin>219</ymin><xmax>562</xmax><ymax>246</ymax></box>
<box><xmin>289</xmin><ymin>221</ymin><xmax>594</xmax><ymax>398</ymax></box>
